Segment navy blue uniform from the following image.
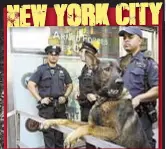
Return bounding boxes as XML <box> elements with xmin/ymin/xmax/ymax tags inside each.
<box><xmin>78</xmin><ymin>65</ymin><xmax>96</xmax><ymax>148</ymax></box>
<box><xmin>78</xmin><ymin>65</ymin><xmax>95</xmax><ymax>121</ymax></box>
<box><xmin>121</xmin><ymin>51</ymin><xmax>158</xmax><ymax>148</ymax></box>
<box><xmin>29</xmin><ymin>63</ymin><xmax>72</xmax><ymax>148</ymax></box>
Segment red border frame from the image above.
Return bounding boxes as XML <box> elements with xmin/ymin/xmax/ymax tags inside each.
<box><xmin>3</xmin><ymin>6</ymin><xmax>163</xmax><ymax>149</ymax></box>
<box><xmin>4</xmin><ymin>7</ymin><xmax>7</xmax><ymax>149</ymax></box>
<box><xmin>158</xmin><ymin>8</ymin><xmax>163</xmax><ymax>149</ymax></box>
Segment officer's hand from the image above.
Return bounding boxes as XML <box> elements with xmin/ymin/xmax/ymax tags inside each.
<box><xmin>41</xmin><ymin>97</ymin><xmax>51</xmax><ymax>105</ymax></box>
<box><xmin>58</xmin><ymin>96</ymin><xmax>66</xmax><ymax>104</ymax></box>
<box><xmin>87</xmin><ymin>93</ymin><xmax>97</xmax><ymax>102</ymax></box>
<box><xmin>132</xmin><ymin>96</ymin><xmax>141</xmax><ymax>108</ymax></box>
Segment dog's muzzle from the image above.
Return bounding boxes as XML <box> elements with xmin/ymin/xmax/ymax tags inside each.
<box><xmin>115</xmin><ymin>78</ymin><xmax>124</xmax><ymax>86</ymax></box>
<box><xmin>101</xmin><ymin>78</ymin><xmax>124</xmax><ymax>98</ymax></box>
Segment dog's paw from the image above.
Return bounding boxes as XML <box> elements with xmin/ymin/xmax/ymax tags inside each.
<box><xmin>40</xmin><ymin>120</ymin><xmax>52</xmax><ymax>130</ymax></box>
<box><xmin>64</xmin><ymin>132</ymin><xmax>78</xmax><ymax>148</ymax></box>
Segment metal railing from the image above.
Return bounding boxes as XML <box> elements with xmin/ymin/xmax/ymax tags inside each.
<box><xmin>7</xmin><ymin>110</ymin><xmax>124</xmax><ymax>148</ymax></box>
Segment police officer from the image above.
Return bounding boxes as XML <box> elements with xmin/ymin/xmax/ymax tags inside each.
<box><xmin>119</xmin><ymin>26</ymin><xmax>158</xmax><ymax>148</ymax></box>
<box><xmin>77</xmin><ymin>41</ymin><xmax>99</xmax><ymax>148</ymax></box>
<box><xmin>27</xmin><ymin>45</ymin><xmax>73</xmax><ymax>148</ymax></box>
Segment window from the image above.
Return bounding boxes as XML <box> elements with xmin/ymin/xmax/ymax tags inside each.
<box><xmin>9</xmin><ymin>26</ymin><xmax>120</xmax><ymax>58</ymax></box>
<box><xmin>49</xmin><ymin>26</ymin><xmax>120</xmax><ymax>59</ymax></box>
<box><xmin>10</xmin><ymin>27</ymin><xmax>50</xmax><ymax>53</ymax></box>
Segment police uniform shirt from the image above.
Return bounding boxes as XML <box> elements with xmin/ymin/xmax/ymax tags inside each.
<box><xmin>78</xmin><ymin>64</ymin><xmax>94</xmax><ymax>99</ymax></box>
<box><xmin>122</xmin><ymin>51</ymin><xmax>158</xmax><ymax>98</ymax></box>
<box><xmin>29</xmin><ymin>63</ymin><xmax>72</xmax><ymax>98</ymax></box>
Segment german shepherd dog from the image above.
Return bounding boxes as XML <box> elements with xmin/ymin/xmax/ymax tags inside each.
<box><xmin>41</xmin><ymin>53</ymin><xmax>151</xmax><ymax>148</ymax></box>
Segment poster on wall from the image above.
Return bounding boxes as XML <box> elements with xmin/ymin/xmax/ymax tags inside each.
<box><xmin>3</xmin><ymin>1</ymin><xmax>164</xmax><ymax>149</ymax></box>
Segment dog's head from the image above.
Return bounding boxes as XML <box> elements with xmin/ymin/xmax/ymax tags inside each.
<box><xmin>93</xmin><ymin>60</ymin><xmax>124</xmax><ymax>99</ymax></box>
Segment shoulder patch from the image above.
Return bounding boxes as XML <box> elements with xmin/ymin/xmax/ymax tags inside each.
<box><xmin>142</xmin><ymin>51</ymin><xmax>156</xmax><ymax>64</ymax></box>
<box><xmin>37</xmin><ymin>65</ymin><xmax>43</xmax><ymax>70</ymax></box>
<box><xmin>143</xmin><ymin>50</ymin><xmax>153</xmax><ymax>59</ymax></box>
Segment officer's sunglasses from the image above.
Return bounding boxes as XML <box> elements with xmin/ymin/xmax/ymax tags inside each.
<box><xmin>48</xmin><ymin>52</ymin><xmax>59</xmax><ymax>56</ymax></box>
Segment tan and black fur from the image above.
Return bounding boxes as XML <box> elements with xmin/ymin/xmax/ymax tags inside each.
<box><xmin>42</xmin><ymin>53</ymin><xmax>151</xmax><ymax>148</ymax></box>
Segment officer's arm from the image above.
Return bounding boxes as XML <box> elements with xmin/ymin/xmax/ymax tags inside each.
<box><xmin>27</xmin><ymin>81</ymin><xmax>42</xmax><ymax>102</ymax></box>
<box><xmin>64</xmin><ymin>83</ymin><xmax>73</xmax><ymax>98</ymax></box>
<box><xmin>137</xmin><ymin>86</ymin><xmax>158</xmax><ymax>102</ymax></box>
<box><xmin>134</xmin><ymin>60</ymin><xmax>158</xmax><ymax>103</ymax></box>
<box><xmin>142</xmin><ymin>59</ymin><xmax>159</xmax><ymax>101</ymax></box>
<box><xmin>63</xmin><ymin>68</ymin><xmax>73</xmax><ymax>98</ymax></box>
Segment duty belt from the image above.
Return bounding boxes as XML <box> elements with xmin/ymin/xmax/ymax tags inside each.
<box><xmin>36</xmin><ymin>97</ymin><xmax>58</xmax><ymax>109</ymax></box>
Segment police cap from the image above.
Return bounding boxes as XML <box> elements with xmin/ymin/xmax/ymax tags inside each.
<box><xmin>45</xmin><ymin>45</ymin><xmax>61</xmax><ymax>55</ymax></box>
<box><xmin>119</xmin><ymin>26</ymin><xmax>143</xmax><ymax>38</ymax></box>
<box><xmin>79</xmin><ymin>41</ymin><xmax>98</xmax><ymax>54</ymax></box>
